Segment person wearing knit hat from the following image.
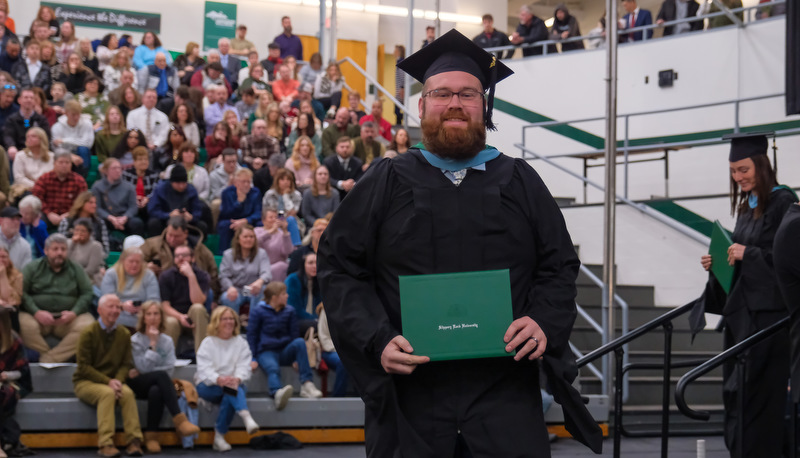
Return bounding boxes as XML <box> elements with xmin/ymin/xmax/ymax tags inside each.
<box><xmin>146</xmin><ymin>164</ymin><xmax>207</xmax><ymax>236</ymax></box>
<box><xmin>318</xmin><ymin>29</ymin><xmax>601</xmax><ymax>457</ymax></box>
<box><xmin>695</xmin><ymin>131</ymin><xmax>798</xmax><ymax>457</ymax></box>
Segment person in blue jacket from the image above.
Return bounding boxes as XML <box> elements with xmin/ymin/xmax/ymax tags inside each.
<box><xmin>146</xmin><ymin>164</ymin><xmax>207</xmax><ymax>236</ymax></box>
<box><xmin>216</xmin><ymin>168</ymin><xmax>262</xmax><ymax>255</ymax></box>
<box><xmin>18</xmin><ymin>195</ymin><xmax>48</xmax><ymax>258</ymax></box>
<box><xmin>285</xmin><ymin>252</ymin><xmax>321</xmax><ymax>335</ymax></box>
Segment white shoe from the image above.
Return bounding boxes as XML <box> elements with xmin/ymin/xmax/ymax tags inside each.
<box><xmin>239</xmin><ymin>410</ymin><xmax>259</xmax><ymax>435</ymax></box>
<box><xmin>274</xmin><ymin>385</ymin><xmax>294</xmax><ymax>411</ymax></box>
<box><xmin>300</xmin><ymin>380</ymin><xmax>323</xmax><ymax>399</ymax></box>
<box><xmin>212</xmin><ymin>430</ymin><xmax>231</xmax><ymax>452</ymax></box>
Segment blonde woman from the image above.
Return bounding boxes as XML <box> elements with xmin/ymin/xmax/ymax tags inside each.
<box><xmin>264</xmin><ymin>102</ymin><xmax>285</xmax><ymax>146</ymax></box>
<box><xmin>12</xmin><ymin>127</ymin><xmax>53</xmax><ymax>194</ymax></box>
<box><xmin>195</xmin><ymin>306</ymin><xmax>259</xmax><ymax>451</ymax></box>
<box><xmin>101</xmin><ymin>247</ymin><xmax>160</xmax><ymax>329</ymax></box>
<box><xmin>104</xmin><ymin>50</ymin><xmax>138</xmax><ymax>94</ymax></box>
<box><xmin>313</xmin><ymin>62</ymin><xmax>345</xmax><ymax>112</ymax></box>
<box><xmin>284</xmin><ymin>135</ymin><xmax>318</xmax><ymax>190</ymax></box>
<box><xmin>0</xmin><ymin>242</ymin><xmax>22</xmax><ymax>311</ymax></box>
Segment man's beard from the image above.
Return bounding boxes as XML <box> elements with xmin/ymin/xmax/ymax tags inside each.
<box><xmin>421</xmin><ymin>108</ymin><xmax>486</xmax><ymax>160</ymax></box>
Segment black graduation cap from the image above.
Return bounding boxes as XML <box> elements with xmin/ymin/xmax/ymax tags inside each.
<box><xmin>723</xmin><ymin>131</ymin><xmax>773</xmax><ymax>162</ymax></box>
<box><xmin>397</xmin><ymin>29</ymin><xmax>514</xmax><ymax>130</ymax></box>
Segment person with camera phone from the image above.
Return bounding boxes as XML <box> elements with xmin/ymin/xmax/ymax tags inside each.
<box><xmin>101</xmin><ymin>246</ymin><xmax>161</xmax><ymax>329</ymax></box>
<box><xmin>159</xmin><ymin>244</ymin><xmax>210</xmax><ymax>354</ymax></box>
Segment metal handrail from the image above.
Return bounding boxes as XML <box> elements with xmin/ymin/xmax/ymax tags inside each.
<box><xmin>485</xmin><ymin>0</ymin><xmax>785</xmax><ymax>57</ymax></box>
<box><xmin>336</xmin><ymin>56</ymin><xmax>420</xmax><ymax>125</ymax></box>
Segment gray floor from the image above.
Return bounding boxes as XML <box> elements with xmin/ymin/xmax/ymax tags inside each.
<box><xmin>26</xmin><ymin>435</ymin><xmax>729</xmax><ymax>457</ymax></box>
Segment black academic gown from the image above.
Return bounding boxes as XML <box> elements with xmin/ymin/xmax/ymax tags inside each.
<box><xmin>691</xmin><ymin>187</ymin><xmax>797</xmax><ymax>458</ymax></box>
<box><xmin>774</xmin><ymin>204</ymin><xmax>800</xmax><ymax>402</ymax></box>
<box><xmin>318</xmin><ymin>149</ymin><xmax>602</xmax><ymax>458</ymax></box>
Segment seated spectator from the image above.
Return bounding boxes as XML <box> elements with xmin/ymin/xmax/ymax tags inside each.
<box><xmin>0</xmin><ymin>308</ymin><xmax>32</xmax><ymax>456</ymax></box>
<box><xmin>76</xmin><ymin>75</ymin><xmax>110</xmax><ymax>127</ymax></box>
<box><xmin>115</xmin><ymin>83</ymin><xmax>142</xmax><ymax>120</ymax></box>
<box><xmin>122</xmin><ymin>146</ymin><xmax>161</xmax><ymax>222</ymax></box>
<box><xmin>147</xmin><ymin>165</ymin><xmax>207</xmax><ymax>236</ymax></box>
<box><xmin>286</xmin><ymin>113</ymin><xmax>321</xmax><ymax>157</ymax></box>
<box><xmin>217</xmin><ymin>39</ymin><xmax>242</xmax><ymax>92</ymax></box>
<box><xmin>386</xmin><ymin>127</ymin><xmax>410</xmax><ymax>156</ymax></box>
<box><xmin>66</xmin><ymin>217</ymin><xmax>105</xmax><ymax>287</ymax></box>
<box><xmin>346</xmin><ymin>91</ymin><xmax>366</xmax><ymax>124</ymax></box>
<box><xmin>101</xmin><ymin>247</ymin><xmax>160</xmax><ymax>329</ymax></box>
<box><xmin>77</xmin><ymin>38</ymin><xmax>99</xmax><ymax>76</ymax></box>
<box><xmin>298</xmin><ymin>52</ymin><xmax>323</xmax><ymax>88</ymax></box>
<box><xmin>353</xmin><ymin>121</ymin><xmax>385</xmax><ymax>171</ymax></box>
<box><xmin>285</xmin><ymin>252</ymin><xmax>321</xmax><ymax>327</ymax></box>
<box><xmin>152</xmin><ymin>125</ymin><xmax>186</xmax><ymax>175</ymax></box>
<box><xmin>316</xmin><ymin>303</ymin><xmax>348</xmax><ymax>397</ymax></box>
<box><xmin>301</xmin><ymin>166</ymin><xmax>339</xmax><ymax>227</ymax></box>
<box><xmin>313</xmin><ymin>63</ymin><xmax>344</xmax><ymax>113</ymax></box>
<box><xmin>253</xmin><ymin>154</ymin><xmax>283</xmax><ymax>196</ymax></box>
<box><xmin>132</xmin><ymin>31</ymin><xmax>171</xmax><ymax>69</ymax></box>
<box><xmin>18</xmin><ymin>233</ymin><xmax>94</xmax><ymax>363</ymax></box>
<box><xmin>32</xmin><ymin>87</ymin><xmax>58</xmax><ymax>128</ymax></box>
<box><xmin>0</xmin><ymin>207</ymin><xmax>31</xmax><ymax>269</ymax></box>
<box><xmin>220</xmin><ymin>225</ymin><xmax>271</xmax><ymax>315</ymax></box>
<box><xmin>2</xmin><ymin>87</ymin><xmax>50</xmax><ymax>162</ymax></box>
<box><xmin>104</xmin><ymin>51</ymin><xmax>138</xmax><ymax>95</ymax></box>
<box><xmin>18</xmin><ymin>195</ymin><xmax>48</xmax><ymax>259</ymax></box>
<box><xmin>55</xmin><ymin>52</ymin><xmax>91</xmax><ymax>95</ymax></box>
<box><xmin>205</xmin><ymin>121</ymin><xmax>240</xmax><ymax>169</ymax></box>
<box><xmin>0</xmin><ymin>38</ymin><xmax>20</xmax><ymax>73</ymax></box>
<box><xmin>619</xmin><ymin>0</ymin><xmax>654</xmax><ymax>41</ymax></box>
<box><xmin>262</xmin><ymin>168</ymin><xmax>302</xmax><ymax>246</ymax></box>
<box><xmin>247</xmin><ymin>281</ymin><xmax>322</xmax><ymax>412</ymax></box>
<box><xmin>284</xmin><ymin>135</ymin><xmax>318</xmax><ymax>191</ymax></box>
<box><xmin>169</xmin><ymin>103</ymin><xmax>200</xmax><ymax>147</ymax></box>
<box><xmin>195</xmin><ymin>306</ymin><xmax>259</xmax><ymax>452</ymax></box>
<box><xmin>48</xmin><ymin>83</ymin><xmax>67</xmax><ymax>116</ymax></box>
<box><xmin>290</xmin><ymin>84</ymin><xmax>325</xmax><ymax>123</ymax></box>
<box><xmin>235</xmin><ymin>87</ymin><xmax>258</xmax><ymax>122</ymax></box>
<box><xmin>165</xmin><ymin>142</ymin><xmax>210</xmax><ymax>202</ymax></box>
<box><xmin>259</xmin><ymin>42</ymin><xmax>282</xmax><ymax>80</ymax></box>
<box><xmin>128</xmin><ymin>301</ymin><xmax>199</xmax><ymax>453</ymax></box>
<box><xmin>0</xmin><ymin>84</ymin><xmax>18</xmax><ymax>131</ymax></box>
<box><xmin>246</xmin><ymin>92</ymin><xmax>273</xmax><ymax>131</ymax></box>
<box><xmin>324</xmin><ymin>136</ymin><xmax>363</xmax><ymax>200</ymax></box>
<box><xmin>33</xmin><ymin>151</ymin><xmax>88</xmax><ymax>230</ymax></box>
<box><xmin>126</xmin><ymin>90</ymin><xmax>168</xmax><ymax>151</ymax></box>
<box><xmin>93</xmin><ymin>105</ymin><xmax>126</xmax><ymax>163</ymax></box>
<box><xmin>160</xmin><ymin>244</ymin><xmax>210</xmax><ymax>353</ymax></box>
<box><xmin>93</xmin><ymin>158</ymin><xmax>144</xmax><ymax>238</ymax></box>
<box><xmin>40</xmin><ymin>40</ymin><xmax>58</xmax><ymax>70</ymax></box>
<box><xmin>137</xmin><ymin>52</ymin><xmax>179</xmax><ymax>99</ymax></box>
<box><xmin>550</xmin><ymin>4</ymin><xmax>584</xmax><ymax>51</ymax></box>
<box><xmin>255</xmin><ymin>208</ymin><xmax>295</xmax><ymax>283</ymax></box>
<box><xmin>271</xmin><ymin>64</ymin><xmax>299</xmax><ymax>103</ymax></box>
<box><xmin>50</xmin><ymin>100</ymin><xmax>93</xmax><ymax>174</ymax></box>
<box><xmin>95</xmin><ymin>33</ymin><xmax>119</xmax><ymax>74</ymax></box>
<box><xmin>191</xmin><ymin>62</ymin><xmax>231</xmax><ymax>98</ymax></box>
<box><xmin>224</xmin><ymin>109</ymin><xmax>244</xmax><ymax>142</ymax></box>
<box><xmin>241</xmin><ymin>119</ymin><xmax>280</xmax><ymax>171</ymax></box>
<box><xmin>359</xmin><ymin>100</ymin><xmax>392</xmax><ymax>143</ymax></box>
<box><xmin>55</xmin><ymin>21</ymin><xmax>78</xmax><ymax>64</ymax></box>
<box><xmin>57</xmin><ymin>190</ymin><xmax>110</xmax><ymax>254</ymax></box>
<box><xmin>209</xmin><ymin>149</ymin><xmax>242</xmax><ymax>224</ymax></box>
<box><xmin>73</xmin><ymin>294</ymin><xmax>144</xmax><ymax>458</ymax></box>
<box><xmin>239</xmin><ymin>64</ymin><xmax>270</xmax><ymax>98</ymax></box>
<box><xmin>217</xmin><ymin>169</ymin><xmax>262</xmax><ymax>254</ymax></box>
<box><xmin>141</xmin><ymin>216</ymin><xmax>218</xmax><ymax>290</ymax></box>
<box><xmin>203</xmin><ymin>84</ymin><xmax>236</xmax><ymax>134</ymax></box>
<box><xmin>321</xmin><ymin>108</ymin><xmax>360</xmax><ymax>158</ymax></box>
<box><xmin>111</xmin><ymin>128</ymin><xmax>147</xmax><ymax>170</ymax></box>
<box><xmin>173</xmin><ymin>42</ymin><xmax>205</xmax><ymax>86</ymax></box>
<box><xmin>10</xmin><ymin>40</ymin><xmax>50</xmax><ymax>93</ymax></box>
<box><xmin>11</xmin><ymin>127</ymin><xmax>53</xmax><ymax>198</ymax></box>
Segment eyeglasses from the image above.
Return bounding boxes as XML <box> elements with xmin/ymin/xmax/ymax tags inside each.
<box><xmin>422</xmin><ymin>88</ymin><xmax>484</xmax><ymax>107</ymax></box>
<box><xmin>3</xmin><ymin>84</ymin><xmax>16</xmax><ymax>90</ymax></box>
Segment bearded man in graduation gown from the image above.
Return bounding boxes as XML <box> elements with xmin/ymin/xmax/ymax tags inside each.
<box><xmin>317</xmin><ymin>29</ymin><xmax>602</xmax><ymax>458</ymax></box>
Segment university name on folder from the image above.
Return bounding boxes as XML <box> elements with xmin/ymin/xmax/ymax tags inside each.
<box><xmin>710</xmin><ymin>220</ymin><xmax>735</xmax><ymax>294</ymax></box>
<box><xmin>399</xmin><ymin>269</ymin><xmax>513</xmax><ymax>362</ymax></box>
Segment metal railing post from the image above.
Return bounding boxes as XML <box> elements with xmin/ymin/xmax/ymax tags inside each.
<box><xmin>661</xmin><ymin>322</ymin><xmax>673</xmax><ymax>458</ymax></box>
<box><xmin>735</xmin><ymin>100</ymin><xmax>741</xmax><ymax>132</ymax></box>
<box><xmin>614</xmin><ymin>347</ymin><xmax>625</xmax><ymax>458</ymax></box>
<box><xmin>624</xmin><ymin>116</ymin><xmax>630</xmax><ymax>199</ymax></box>
<box><xmin>736</xmin><ymin>354</ymin><xmax>746</xmax><ymax>458</ymax></box>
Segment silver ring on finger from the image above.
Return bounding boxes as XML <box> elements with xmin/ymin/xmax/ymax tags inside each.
<box><xmin>531</xmin><ymin>336</ymin><xmax>539</xmax><ymax>346</ymax></box>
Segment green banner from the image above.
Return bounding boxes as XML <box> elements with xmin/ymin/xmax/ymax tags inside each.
<box><xmin>203</xmin><ymin>1</ymin><xmax>237</xmax><ymax>52</ymax></box>
<box><xmin>42</xmin><ymin>2</ymin><xmax>160</xmax><ymax>33</ymax></box>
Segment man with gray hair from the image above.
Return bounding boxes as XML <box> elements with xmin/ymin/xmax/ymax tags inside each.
<box><xmin>217</xmin><ymin>37</ymin><xmax>241</xmax><ymax>92</ymax></box>
<box><xmin>137</xmin><ymin>52</ymin><xmax>179</xmax><ymax>98</ymax></box>
<box><xmin>18</xmin><ymin>233</ymin><xmax>94</xmax><ymax>363</ymax></box>
<box><xmin>511</xmin><ymin>4</ymin><xmax>552</xmax><ymax>56</ymax></box>
<box><xmin>203</xmin><ymin>83</ymin><xmax>236</xmax><ymax>133</ymax></box>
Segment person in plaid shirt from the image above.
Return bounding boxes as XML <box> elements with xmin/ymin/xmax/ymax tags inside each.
<box><xmin>240</xmin><ymin>119</ymin><xmax>281</xmax><ymax>171</ymax></box>
<box><xmin>31</xmin><ymin>150</ymin><xmax>87</xmax><ymax>229</ymax></box>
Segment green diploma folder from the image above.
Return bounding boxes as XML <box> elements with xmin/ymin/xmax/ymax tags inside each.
<box><xmin>710</xmin><ymin>220</ymin><xmax>735</xmax><ymax>294</ymax></box>
<box><xmin>399</xmin><ymin>269</ymin><xmax>514</xmax><ymax>362</ymax></box>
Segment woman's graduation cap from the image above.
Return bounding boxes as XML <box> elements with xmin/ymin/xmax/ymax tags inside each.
<box><xmin>723</xmin><ymin>131</ymin><xmax>774</xmax><ymax>162</ymax></box>
<box><xmin>397</xmin><ymin>29</ymin><xmax>514</xmax><ymax>130</ymax></box>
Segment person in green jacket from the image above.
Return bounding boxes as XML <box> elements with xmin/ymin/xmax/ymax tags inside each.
<box><xmin>17</xmin><ymin>233</ymin><xmax>94</xmax><ymax>363</ymax></box>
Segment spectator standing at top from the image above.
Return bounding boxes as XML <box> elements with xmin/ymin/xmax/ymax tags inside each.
<box><xmin>133</xmin><ymin>31</ymin><xmax>172</xmax><ymax>70</ymax></box>
<box><xmin>619</xmin><ymin>0</ymin><xmax>654</xmax><ymax>42</ymax></box>
<box><xmin>656</xmin><ymin>0</ymin><xmax>702</xmax><ymax>36</ymax></box>
<box><xmin>421</xmin><ymin>26</ymin><xmax>435</xmax><ymax>48</ymax></box>
<box><xmin>473</xmin><ymin>14</ymin><xmax>514</xmax><ymax>59</ymax></box>
<box><xmin>230</xmin><ymin>25</ymin><xmax>256</xmax><ymax>57</ymax></box>
<box><xmin>511</xmin><ymin>5</ymin><xmax>554</xmax><ymax>56</ymax></box>
<box><xmin>550</xmin><ymin>4</ymin><xmax>584</xmax><ymax>52</ymax></box>
<box><xmin>127</xmin><ymin>89</ymin><xmax>170</xmax><ymax>150</ymax></box>
<box><xmin>359</xmin><ymin>100</ymin><xmax>393</xmax><ymax>143</ymax></box>
<box><xmin>275</xmin><ymin>16</ymin><xmax>303</xmax><ymax>60</ymax></box>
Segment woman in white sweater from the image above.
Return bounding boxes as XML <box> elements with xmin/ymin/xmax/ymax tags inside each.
<box><xmin>195</xmin><ymin>306</ymin><xmax>259</xmax><ymax>451</ymax></box>
<box><xmin>12</xmin><ymin>128</ymin><xmax>54</xmax><ymax>192</ymax></box>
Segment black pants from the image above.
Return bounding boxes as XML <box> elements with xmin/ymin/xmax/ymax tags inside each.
<box><xmin>127</xmin><ymin>371</ymin><xmax>181</xmax><ymax>431</ymax></box>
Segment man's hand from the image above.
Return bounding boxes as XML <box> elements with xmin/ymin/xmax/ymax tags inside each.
<box><xmin>47</xmin><ymin>212</ymin><xmax>62</xmax><ymax>226</ymax></box>
<box><xmin>179</xmin><ymin>314</ymin><xmax>194</xmax><ymax>329</ymax></box>
<box><xmin>137</xmin><ymin>196</ymin><xmax>149</xmax><ymax>209</ymax></box>
<box><xmin>342</xmin><ymin>179</ymin><xmax>355</xmax><ymax>192</ymax></box>
<box><xmin>108</xmin><ymin>379</ymin><xmax>123</xmax><ymax>399</ymax></box>
<box><xmin>230</xmin><ymin>219</ymin><xmax>247</xmax><ymax>231</ymax></box>
<box><xmin>169</xmin><ymin>209</ymin><xmax>182</xmax><ymax>218</ymax></box>
<box><xmin>178</xmin><ymin>262</ymin><xmax>195</xmax><ymax>279</ymax></box>
<box><xmin>226</xmin><ymin>287</ymin><xmax>239</xmax><ymax>302</ymax></box>
<box><xmin>657</xmin><ymin>18</ymin><xmax>665</xmax><ymax>25</ymax></box>
<box><xmin>504</xmin><ymin>317</ymin><xmax>547</xmax><ymax>361</ymax></box>
<box><xmin>128</xmin><ymin>368</ymin><xmax>140</xmax><ymax>379</ymax></box>
<box><xmin>122</xmin><ymin>300</ymin><xmax>138</xmax><ymax>315</ymax></box>
<box><xmin>250</xmin><ymin>361</ymin><xmax>258</xmax><ymax>370</ymax></box>
<box><xmin>380</xmin><ymin>335</ymin><xmax>429</xmax><ymax>375</ymax></box>
<box><xmin>252</xmin><ymin>157</ymin><xmax>264</xmax><ymax>170</ymax></box>
<box><xmin>52</xmin><ymin>139</ymin><xmax>63</xmax><ymax>147</ymax></box>
<box><xmin>58</xmin><ymin>310</ymin><xmax>76</xmax><ymax>325</ymax></box>
<box><xmin>147</xmin><ymin>262</ymin><xmax>161</xmax><ymax>276</ymax></box>
<box><xmin>7</xmin><ymin>146</ymin><xmax>17</xmax><ymax>160</ymax></box>
<box><xmin>71</xmin><ymin>153</ymin><xmax>84</xmax><ymax>166</ymax></box>
<box><xmin>181</xmin><ymin>210</ymin><xmax>193</xmax><ymax>222</ymax></box>
<box><xmin>34</xmin><ymin>310</ymin><xmax>55</xmax><ymax>326</ymax></box>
